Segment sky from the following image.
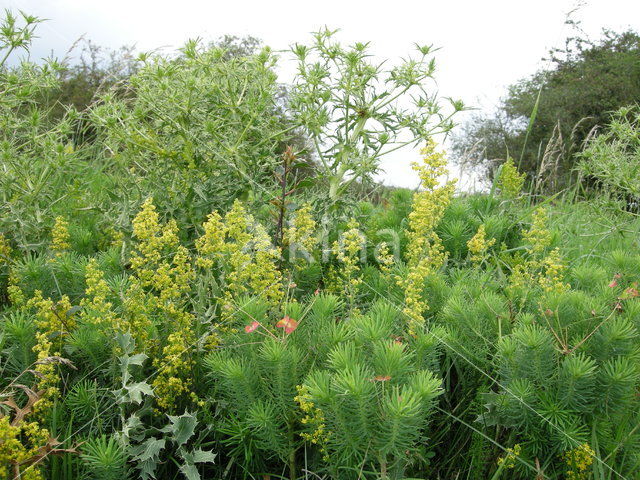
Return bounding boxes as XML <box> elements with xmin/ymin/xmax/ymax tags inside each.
<box><xmin>2</xmin><ymin>0</ymin><xmax>639</xmax><ymax>188</ymax></box>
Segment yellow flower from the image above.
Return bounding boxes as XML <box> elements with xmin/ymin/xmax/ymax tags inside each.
<box><xmin>508</xmin><ymin>207</ymin><xmax>568</xmax><ymax>297</ymax></box>
<box><xmin>497</xmin><ymin>157</ymin><xmax>525</xmax><ymax>199</ymax></box>
<box><xmin>0</xmin><ymin>233</ymin><xmax>11</xmax><ymax>264</ymax></box>
<box><xmin>0</xmin><ymin>416</ymin><xmax>49</xmax><ymax>480</ymax></box>
<box><xmin>197</xmin><ymin>200</ymin><xmax>283</xmax><ymax>315</ymax></box>
<box><xmin>330</xmin><ymin>218</ymin><xmax>364</xmax><ymax>306</ymax></box>
<box><xmin>399</xmin><ymin>140</ymin><xmax>455</xmax><ymax>335</ymax></box>
<box><xmin>497</xmin><ymin>443</ymin><xmax>521</xmax><ymax>469</ymax></box>
<box><xmin>284</xmin><ymin>203</ymin><xmax>317</xmax><ymax>264</ymax></box>
<box><xmin>51</xmin><ymin>216</ymin><xmax>70</xmax><ymax>255</ymax></box>
<box><xmin>295</xmin><ymin>385</ymin><xmax>329</xmax><ymax>455</ymax></box>
<box><xmin>467</xmin><ymin>224</ymin><xmax>495</xmax><ymax>265</ymax></box>
<box><xmin>128</xmin><ymin>198</ymin><xmax>198</xmax><ymax>411</ymax></box>
<box><xmin>564</xmin><ymin>443</ymin><xmax>595</xmax><ymax>480</ymax></box>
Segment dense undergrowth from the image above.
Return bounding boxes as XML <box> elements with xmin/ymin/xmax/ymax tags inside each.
<box><xmin>1</xmin><ymin>10</ymin><xmax>640</xmax><ymax>480</ymax></box>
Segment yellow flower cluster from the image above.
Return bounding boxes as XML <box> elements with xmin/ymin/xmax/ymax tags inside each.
<box><xmin>0</xmin><ymin>416</ymin><xmax>49</xmax><ymax>480</ymax></box>
<box><xmin>497</xmin><ymin>443</ymin><xmax>521</xmax><ymax>469</ymax></box>
<box><xmin>376</xmin><ymin>242</ymin><xmax>395</xmax><ymax>274</ymax></box>
<box><xmin>284</xmin><ymin>203</ymin><xmax>317</xmax><ymax>264</ymax></box>
<box><xmin>195</xmin><ymin>211</ymin><xmax>225</xmax><ymax>269</ymax></box>
<box><xmin>31</xmin><ymin>333</ymin><xmax>60</xmax><ymax>417</ymax></box>
<box><xmin>331</xmin><ymin>218</ymin><xmax>364</xmax><ymax>306</ymax></box>
<box><xmin>509</xmin><ymin>208</ymin><xmax>568</xmax><ymax>296</ymax></box>
<box><xmin>294</xmin><ymin>385</ymin><xmax>329</xmax><ymax>460</ymax></box>
<box><xmin>0</xmin><ymin>233</ymin><xmax>10</xmax><ymax>264</ymax></box>
<box><xmin>7</xmin><ymin>270</ymin><xmax>25</xmax><ymax>307</ymax></box>
<box><xmin>538</xmin><ymin>248</ymin><xmax>568</xmax><ymax>293</ymax></box>
<box><xmin>0</xmin><ymin>235</ymin><xmax>24</xmax><ymax>307</ymax></box>
<box><xmin>196</xmin><ymin>200</ymin><xmax>283</xmax><ymax>315</ymax></box>
<box><xmin>152</xmin><ymin>329</ymin><xmax>196</xmax><ymax>412</ymax></box>
<box><xmin>130</xmin><ymin>198</ymin><xmax>194</xmax><ymax>303</ymax></box>
<box><xmin>24</xmin><ymin>291</ymin><xmax>73</xmax><ymax>417</ymax></box>
<box><xmin>129</xmin><ymin>199</ymin><xmax>197</xmax><ymax>411</ymax></box>
<box><xmin>523</xmin><ymin>208</ymin><xmax>552</xmax><ymax>255</ymax></box>
<box><xmin>400</xmin><ymin>140</ymin><xmax>455</xmax><ymax>335</ymax></box>
<box><xmin>497</xmin><ymin>157</ymin><xmax>525</xmax><ymax>199</ymax></box>
<box><xmin>50</xmin><ymin>216</ymin><xmax>70</xmax><ymax>255</ymax></box>
<box><xmin>81</xmin><ymin>259</ymin><xmax>119</xmax><ymax>330</ymax></box>
<box><xmin>27</xmin><ymin>291</ymin><xmax>74</xmax><ymax>338</ymax></box>
<box><xmin>564</xmin><ymin>443</ymin><xmax>595</xmax><ymax>480</ymax></box>
<box><xmin>467</xmin><ymin>224</ymin><xmax>496</xmax><ymax>265</ymax></box>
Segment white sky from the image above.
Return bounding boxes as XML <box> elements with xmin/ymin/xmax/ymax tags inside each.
<box><xmin>2</xmin><ymin>0</ymin><xmax>639</xmax><ymax>188</ymax></box>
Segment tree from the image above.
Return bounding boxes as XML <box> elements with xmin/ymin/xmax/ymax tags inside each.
<box><xmin>453</xmin><ymin>27</ymin><xmax>640</xmax><ymax>191</ymax></box>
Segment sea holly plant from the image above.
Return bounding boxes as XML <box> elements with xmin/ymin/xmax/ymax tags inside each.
<box><xmin>289</xmin><ymin>27</ymin><xmax>465</xmax><ymax>203</ymax></box>
<box><xmin>107</xmin><ymin>333</ymin><xmax>216</xmax><ymax>480</ymax></box>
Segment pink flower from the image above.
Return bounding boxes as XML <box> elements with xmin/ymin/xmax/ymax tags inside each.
<box><xmin>276</xmin><ymin>316</ymin><xmax>299</xmax><ymax>334</ymax></box>
<box><xmin>245</xmin><ymin>321</ymin><xmax>260</xmax><ymax>333</ymax></box>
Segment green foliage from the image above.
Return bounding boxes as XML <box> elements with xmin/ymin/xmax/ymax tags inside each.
<box><xmin>3</xmin><ymin>9</ymin><xmax>640</xmax><ymax>480</ymax></box>
<box><xmin>577</xmin><ymin>105</ymin><xmax>640</xmax><ymax>199</ymax></box>
<box><xmin>81</xmin><ymin>435</ymin><xmax>128</xmax><ymax>480</ymax></box>
<box><xmin>453</xmin><ymin>28</ymin><xmax>640</xmax><ymax>190</ymax></box>
<box><xmin>290</xmin><ymin>28</ymin><xmax>463</xmax><ymax>202</ymax></box>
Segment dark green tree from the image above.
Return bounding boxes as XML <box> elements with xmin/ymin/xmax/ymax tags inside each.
<box><xmin>453</xmin><ymin>27</ymin><xmax>640</xmax><ymax>191</ymax></box>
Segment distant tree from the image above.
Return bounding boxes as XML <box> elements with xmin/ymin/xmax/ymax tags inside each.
<box><xmin>453</xmin><ymin>27</ymin><xmax>640</xmax><ymax>191</ymax></box>
<box><xmin>56</xmin><ymin>40</ymin><xmax>137</xmax><ymax>112</ymax></box>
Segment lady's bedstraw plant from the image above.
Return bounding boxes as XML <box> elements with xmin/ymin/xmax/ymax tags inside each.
<box><xmin>283</xmin><ymin>203</ymin><xmax>318</xmax><ymax>265</ymax></box>
<box><xmin>197</xmin><ymin>200</ymin><xmax>283</xmax><ymax>321</ymax></box>
<box><xmin>496</xmin><ymin>157</ymin><xmax>526</xmax><ymax>199</ymax></box>
<box><xmin>330</xmin><ymin>218</ymin><xmax>364</xmax><ymax>308</ymax></box>
<box><xmin>290</xmin><ymin>28</ymin><xmax>464</xmax><ymax>203</ymax></box>
<box><xmin>50</xmin><ymin>216</ymin><xmax>70</xmax><ymax>256</ymax></box>
<box><xmin>509</xmin><ymin>207</ymin><xmax>568</xmax><ymax>300</ymax></box>
<box><xmin>467</xmin><ymin>224</ymin><xmax>496</xmax><ymax>265</ymax></box>
<box><xmin>400</xmin><ymin>140</ymin><xmax>455</xmax><ymax>335</ymax></box>
<box><xmin>128</xmin><ymin>199</ymin><xmax>198</xmax><ymax>411</ymax></box>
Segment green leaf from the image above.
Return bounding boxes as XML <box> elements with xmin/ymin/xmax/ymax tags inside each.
<box><xmin>122</xmin><ymin>381</ymin><xmax>154</xmax><ymax>404</ymax></box>
<box><xmin>162</xmin><ymin>411</ymin><xmax>198</xmax><ymax>446</ymax></box>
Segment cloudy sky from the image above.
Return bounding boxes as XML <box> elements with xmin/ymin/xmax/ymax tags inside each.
<box><xmin>2</xmin><ymin>0</ymin><xmax>639</xmax><ymax>188</ymax></box>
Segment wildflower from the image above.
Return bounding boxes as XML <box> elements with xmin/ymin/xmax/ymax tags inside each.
<box><xmin>197</xmin><ymin>200</ymin><xmax>283</xmax><ymax>314</ymax></box>
<box><xmin>497</xmin><ymin>443</ymin><xmax>521</xmax><ymax>469</ymax></box>
<box><xmin>564</xmin><ymin>443</ymin><xmax>595</xmax><ymax>480</ymax></box>
<box><xmin>497</xmin><ymin>157</ymin><xmax>525</xmax><ymax>199</ymax></box>
<box><xmin>294</xmin><ymin>385</ymin><xmax>329</xmax><ymax>457</ymax></box>
<box><xmin>129</xmin><ymin>199</ymin><xmax>198</xmax><ymax>411</ymax></box>
<box><xmin>245</xmin><ymin>321</ymin><xmax>260</xmax><ymax>333</ymax></box>
<box><xmin>467</xmin><ymin>224</ymin><xmax>496</xmax><ymax>264</ymax></box>
<box><xmin>0</xmin><ymin>415</ymin><xmax>50</xmax><ymax>480</ymax></box>
<box><xmin>276</xmin><ymin>315</ymin><xmax>299</xmax><ymax>334</ymax></box>
<box><xmin>0</xmin><ymin>233</ymin><xmax>10</xmax><ymax>264</ymax></box>
<box><xmin>330</xmin><ymin>218</ymin><xmax>365</xmax><ymax>306</ymax></box>
<box><xmin>375</xmin><ymin>241</ymin><xmax>395</xmax><ymax>274</ymax></box>
<box><xmin>284</xmin><ymin>203</ymin><xmax>318</xmax><ymax>263</ymax></box>
<box><xmin>80</xmin><ymin>259</ymin><xmax>121</xmax><ymax>331</ymax></box>
<box><xmin>509</xmin><ymin>207</ymin><xmax>568</xmax><ymax>298</ymax></box>
<box><xmin>524</xmin><ymin>208</ymin><xmax>552</xmax><ymax>255</ymax></box>
<box><xmin>399</xmin><ymin>140</ymin><xmax>455</xmax><ymax>335</ymax></box>
<box><xmin>50</xmin><ymin>216</ymin><xmax>70</xmax><ymax>255</ymax></box>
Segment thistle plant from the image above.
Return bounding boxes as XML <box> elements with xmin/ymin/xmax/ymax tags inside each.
<box><xmin>289</xmin><ymin>28</ymin><xmax>464</xmax><ymax>202</ymax></box>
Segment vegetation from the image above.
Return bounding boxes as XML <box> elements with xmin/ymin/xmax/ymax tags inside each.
<box><xmin>453</xmin><ymin>27</ymin><xmax>640</xmax><ymax>192</ymax></box>
<box><xmin>1</xmin><ymin>10</ymin><xmax>640</xmax><ymax>480</ymax></box>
